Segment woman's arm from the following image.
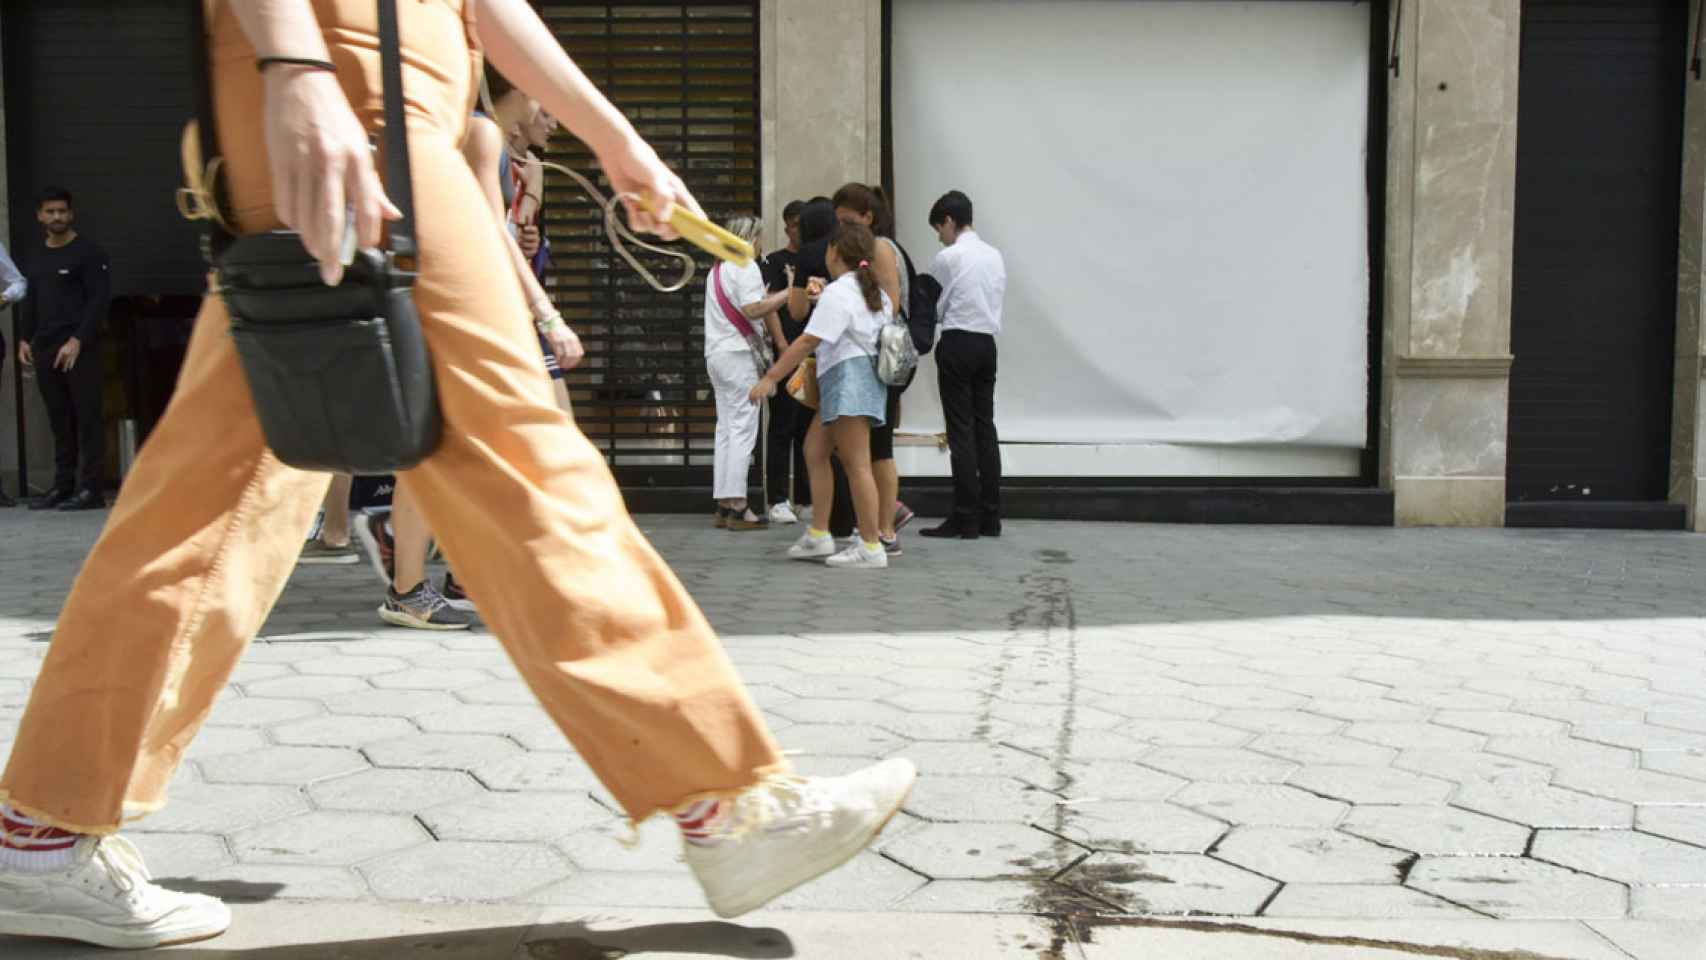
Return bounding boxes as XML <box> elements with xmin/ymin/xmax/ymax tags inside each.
<box><xmin>749</xmin><ymin>333</ymin><xmax>822</xmax><ymax>403</ymax></box>
<box><xmin>740</xmin><ymin>289</ymin><xmax>790</xmax><ymax>320</ymax></box>
<box><xmin>515</xmin><ymin>154</ymin><xmax>544</xmax><ymax>226</ymax></box>
<box><xmin>464</xmin><ymin>116</ymin><xmax>583</xmax><ymax>369</ymax></box>
<box><xmin>476</xmin><ymin>0</ymin><xmax>700</xmax><ymax>236</ymax></box>
<box><xmin>232</xmin><ymin>0</ymin><xmax>400</xmax><ymax>283</ymax></box>
<box><xmin>873</xmin><ymin>241</ymin><xmax>901</xmax><ymax>311</ymax></box>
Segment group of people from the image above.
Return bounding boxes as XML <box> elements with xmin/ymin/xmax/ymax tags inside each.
<box><xmin>703</xmin><ymin>185</ymin><xmax>1008</xmax><ymax>570</ymax></box>
<box><xmin>0</xmin><ymin>189</ymin><xmax>112</xmax><ymax>513</ymax></box>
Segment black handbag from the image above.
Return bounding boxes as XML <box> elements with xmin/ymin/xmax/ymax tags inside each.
<box><xmin>189</xmin><ymin>0</ymin><xmax>440</xmax><ymax>473</ymax></box>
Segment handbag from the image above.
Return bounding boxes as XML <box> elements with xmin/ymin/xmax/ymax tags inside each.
<box><xmin>709</xmin><ymin>262</ymin><xmax>774</xmax><ymax>379</ymax></box>
<box><xmin>186</xmin><ymin>0</ymin><xmax>440</xmax><ymax>474</ymax></box>
<box><xmin>787</xmin><ymin>356</ymin><xmax>820</xmax><ymax>410</ymax></box>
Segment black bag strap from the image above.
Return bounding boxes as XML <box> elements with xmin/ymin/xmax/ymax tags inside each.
<box><xmin>189</xmin><ymin>0</ymin><xmax>415</xmax><ymax>261</ymax></box>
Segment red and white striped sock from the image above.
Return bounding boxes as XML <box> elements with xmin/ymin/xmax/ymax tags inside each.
<box><xmin>674</xmin><ymin>799</ymin><xmax>726</xmax><ymax>847</ymax></box>
<box><xmin>0</xmin><ymin>805</ymin><xmax>82</xmax><ymax>873</ymax></box>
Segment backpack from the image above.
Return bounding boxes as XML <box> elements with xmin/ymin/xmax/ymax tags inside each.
<box><xmin>893</xmin><ymin>241</ymin><xmax>939</xmax><ymax>355</ymax></box>
<box><xmin>875</xmin><ymin>310</ymin><xmax>919</xmax><ymax>386</ymax></box>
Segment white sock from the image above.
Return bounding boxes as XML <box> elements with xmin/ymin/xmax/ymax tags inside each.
<box><xmin>0</xmin><ymin>805</ymin><xmax>82</xmax><ymax>873</ymax></box>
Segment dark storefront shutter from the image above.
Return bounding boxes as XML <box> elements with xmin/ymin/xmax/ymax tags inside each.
<box><xmin>538</xmin><ymin>2</ymin><xmax>761</xmax><ymax>484</ymax></box>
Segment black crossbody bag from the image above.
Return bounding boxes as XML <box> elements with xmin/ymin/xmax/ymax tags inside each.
<box><xmin>188</xmin><ymin>0</ymin><xmax>441</xmax><ymax>473</ymax></box>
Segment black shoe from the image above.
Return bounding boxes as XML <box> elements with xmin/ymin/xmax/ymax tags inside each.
<box><xmin>57</xmin><ymin>489</ymin><xmax>106</xmax><ymax>511</ymax></box>
<box><xmin>919</xmin><ymin>520</ymin><xmax>980</xmax><ymax>540</ymax></box>
<box><xmin>29</xmin><ymin>487</ymin><xmax>73</xmax><ymax>511</ymax></box>
<box><xmin>980</xmin><ymin>517</ymin><xmax>1003</xmax><ymax>538</ymax></box>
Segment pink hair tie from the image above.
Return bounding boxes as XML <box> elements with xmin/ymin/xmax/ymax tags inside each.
<box><xmin>858</xmin><ymin>259</ymin><xmax>870</xmax><ymax>269</ymax></box>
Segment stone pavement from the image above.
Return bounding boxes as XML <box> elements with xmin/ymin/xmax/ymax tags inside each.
<box><xmin>2</xmin><ymin>509</ymin><xmax>1705</xmax><ymax>958</ymax></box>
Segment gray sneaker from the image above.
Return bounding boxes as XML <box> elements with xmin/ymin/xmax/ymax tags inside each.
<box><xmin>299</xmin><ymin>538</ymin><xmax>360</xmax><ymax>565</ymax></box>
<box><xmin>379</xmin><ymin>581</ymin><xmax>474</xmax><ymax>631</ymax></box>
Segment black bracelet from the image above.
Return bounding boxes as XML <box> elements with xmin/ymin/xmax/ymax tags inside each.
<box><xmin>256</xmin><ymin>56</ymin><xmax>337</xmax><ymax>74</ymax></box>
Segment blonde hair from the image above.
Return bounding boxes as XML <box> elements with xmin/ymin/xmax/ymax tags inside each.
<box><xmin>724</xmin><ymin>214</ymin><xmax>763</xmax><ymax>247</ymax></box>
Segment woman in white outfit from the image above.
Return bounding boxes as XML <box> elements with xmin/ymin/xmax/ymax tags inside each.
<box><xmin>705</xmin><ymin>216</ymin><xmax>790</xmax><ymax>530</ymax></box>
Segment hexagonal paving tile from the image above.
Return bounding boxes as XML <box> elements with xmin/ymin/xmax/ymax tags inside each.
<box><xmin>1642</xmin><ymin>750</ymin><xmax>1706</xmax><ymax>782</ymax></box>
<box><xmin>896</xmin><ymin>741</ymin><xmax>1061</xmax><ymax>786</ymax></box>
<box><xmin>1288</xmin><ymin>766</ymin><xmax>1455</xmax><ymax>805</ymax></box>
<box><xmin>239</xmin><ymin>674</ymin><xmax>371</xmax><ymax>700</ymax></box>
<box><xmin>1247</xmin><ymin>734</ymin><xmax>1397</xmax><ymax>767</ymax></box>
<box><xmin>182</xmin><ymin>726</ymin><xmax>268</xmax><ymax>761</ymax></box>
<box><xmin>1429</xmin><ymin>711</ymin><xmax>1569</xmax><ymax>738</ymax></box>
<box><xmin>1484</xmin><ymin>737</ymin><xmax>1639</xmax><ymax>771</ymax></box>
<box><xmin>525</xmin><ymin>869</ymin><xmax>705</xmax><ymax>909</ymax></box>
<box><xmin>778</xmin><ymin>722</ymin><xmax>909</xmax><ymax>758</ymax></box>
<box><xmin>270</xmin><ymin>715</ymin><xmax>418</xmax><ymax>748</ymax></box>
<box><xmin>881</xmin><ymin>822</ymin><xmax>1086</xmax><ymax>880</ymax></box>
<box><xmin>902</xmin><ymin>774</ymin><xmax>1061</xmax><ymax>823</ymax></box>
<box><xmin>364</xmin><ymin>732</ymin><xmax>521</xmax><ymax>770</ymax></box>
<box><xmin>1408</xmin><ymin>857</ymin><xmax>1627</xmax><ymax>919</ymax></box>
<box><xmin>417</xmin><ymin>791</ymin><xmax>611</xmax><ymax>842</ymax></box>
<box><xmin>1139</xmin><ymin>748</ymin><xmax>1297</xmax><ymax>784</ymax></box>
<box><xmin>307</xmin><ymin>768</ymin><xmax>484</xmax><ymax>813</ymax></box>
<box><xmin>324</xmin><ymin>689</ymin><xmax>461</xmax><ymax>719</ymax></box>
<box><xmin>1052</xmin><ymin>801</ymin><xmax>1228</xmax><ymax>854</ymax></box>
<box><xmin>205</xmin><ymin>697</ymin><xmax>321</xmax><ymax>728</ymax></box>
<box><xmin>554</xmin><ymin>816</ymin><xmax>685</xmax><ymax>873</ymax></box>
<box><xmin>1216</xmin><ymin>711</ymin><xmax>1343</xmax><ymax>737</ymax></box>
<box><xmin>1345</xmin><ymin>723</ymin><xmax>1486</xmax><ymax>752</ymax></box>
<box><xmin>126</xmin><ymin>832</ymin><xmax>234</xmax><ymax>878</ymax></box>
<box><xmin>137</xmin><ymin>781</ymin><xmax>310</xmax><ymax>834</ymax></box>
<box><xmin>231</xmin><ymin>811</ymin><xmax>428</xmax><ymax>865</ymax></box>
<box><xmin>200</xmin><ymin>746</ymin><xmax>368</xmax><ymax>786</ymax></box>
<box><xmin>469</xmin><ymin>752</ymin><xmax>605</xmax><ymax>793</ymax></box>
<box><xmin>193</xmin><ymin>864</ymin><xmax>371</xmax><ymax>901</ymax></box>
<box><xmin>1631</xmin><ymin>885</ymin><xmax>1706</xmax><ymax>921</ymax></box>
<box><xmin>768</xmin><ymin>850</ymin><xmax>931</xmax><ymax>910</ymax></box>
<box><xmin>1058</xmin><ymin>852</ymin><xmax>1277</xmax><ymax>915</ymax></box>
<box><xmin>1453</xmin><ymin>784</ymin><xmax>1637</xmax><ymax>828</ymax></box>
<box><xmin>1055</xmin><ymin>761</ymin><xmax>1185</xmax><ymax>802</ymax></box>
<box><xmin>293</xmin><ymin>655</ymin><xmax>409</xmax><ymax>677</ymax></box>
<box><xmin>1172</xmin><ymin>783</ymin><xmax>1348</xmax><ymax>829</ymax></box>
<box><xmin>1637</xmin><ymin>807</ymin><xmax>1706</xmax><ymax>847</ymax></box>
<box><xmin>1340</xmin><ymin>805</ymin><xmax>1529</xmax><ymax>856</ymax></box>
<box><xmin>362</xmin><ymin>841</ymin><xmax>572</xmax><ymax>901</ymax></box>
<box><xmin>1394</xmin><ymin>750</ymin><xmax>1550</xmax><ymax>786</ymax></box>
<box><xmin>776</xmin><ymin>674</ymin><xmax>901</xmax><ymax>700</ymax></box>
<box><xmin>1532</xmin><ymin>829</ymin><xmax>1706</xmax><ymax>884</ymax></box>
<box><xmin>369</xmin><ymin>668</ymin><xmax>493</xmax><ymax>691</ymax></box>
<box><xmin>1120</xmin><ymin>720</ymin><xmax>1250</xmax><ymax>748</ymax></box>
<box><xmin>1552</xmin><ymin>766</ymin><xmax>1706</xmax><ymax>805</ymax></box>
<box><xmin>1264</xmin><ymin>883</ymin><xmax>1479</xmax><ymax>919</ymax></box>
<box><xmin>1574</xmin><ymin>722</ymin><xmax>1706</xmax><ymax>751</ymax></box>
<box><xmin>415</xmin><ymin>704</ymin><xmax>555</xmax><ymax>737</ymax></box>
<box><xmin>1214</xmin><ymin>827</ymin><xmax>1408</xmax><ymax>884</ymax></box>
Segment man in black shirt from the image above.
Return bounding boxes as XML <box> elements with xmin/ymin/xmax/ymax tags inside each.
<box><xmin>759</xmin><ymin>200</ymin><xmax>806</xmax><ymax>519</ymax></box>
<box><xmin>17</xmin><ymin>187</ymin><xmax>110</xmax><ymax>511</ymax></box>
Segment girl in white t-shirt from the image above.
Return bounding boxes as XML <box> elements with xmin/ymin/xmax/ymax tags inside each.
<box><xmin>705</xmin><ymin>216</ymin><xmax>791</xmax><ymax>530</ymax></box>
<box><xmin>751</xmin><ymin>223</ymin><xmax>892</xmax><ymax>570</ymax></box>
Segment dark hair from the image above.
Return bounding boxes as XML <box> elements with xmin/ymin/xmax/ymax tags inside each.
<box><xmin>830</xmin><ymin>182</ymin><xmax>894</xmax><ymax>238</ymax></box>
<box><xmin>781</xmin><ymin>200</ymin><xmax>806</xmax><ymax>223</ymax></box>
<box><xmin>36</xmin><ymin>186</ymin><xmax>72</xmax><ymax>209</ymax></box>
<box><xmin>831</xmin><ymin>222</ymin><xmax>883</xmax><ymax>313</ymax></box>
<box><xmin>798</xmin><ymin>199</ymin><xmax>837</xmax><ymax>245</ymax></box>
<box><xmin>809</xmin><ymin>195</ymin><xmax>831</xmax><ymax>204</ymax></box>
<box><xmin>928</xmin><ymin>190</ymin><xmax>973</xmax><ymax>229</ymax></box>
<box><xmin>483</xmin><ymin>63</ymin><xmax>517</xmax><ymax>103</ymax></box>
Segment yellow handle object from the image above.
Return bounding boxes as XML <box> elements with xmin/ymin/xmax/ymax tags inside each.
<box><xmin>645</xmin><ymin>193</ymin><xmax>753</xmax><ymax>267</ymax></box>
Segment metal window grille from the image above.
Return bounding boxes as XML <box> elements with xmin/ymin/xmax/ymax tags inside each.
<box><xmin>537</xmin><ymin>2</ymin><xmax>761</xmax><ymax>485</ymax></box>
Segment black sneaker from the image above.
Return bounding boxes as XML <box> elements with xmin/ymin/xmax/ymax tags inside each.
<box><xmin>57</xmin><ymin>489</ymin><xmax>106</xmax><ymax>512</ymax></box>
<box><xmin>379</xmin><ymin>581</ymin><xmax>474</xmax><ymax>631</ymax></box>
<box><xmin>441</xmin><ymin>571</ymin><xmax>474</xmax><ymax>612</ymax></box>
<box><xmin>919</xmin><ymin>520</ymin><xmax>980</xmax><ymax>540</ymax></box>
<box><xmin>29</xmin><ymin>487</ymin><xmax>73</xmax><ymax>511</ymax></box>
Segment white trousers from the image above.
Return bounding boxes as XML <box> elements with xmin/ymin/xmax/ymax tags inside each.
<box><xmin>708</xmin><ymin>350</ymin><xmax>761</xmax><ymax>500</ymax></box>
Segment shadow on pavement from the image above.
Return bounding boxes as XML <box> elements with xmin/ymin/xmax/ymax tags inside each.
<box><xmin>2</xmin><ymin>919</ymin><xmax>795</xmax><ymax>959</ymax></box>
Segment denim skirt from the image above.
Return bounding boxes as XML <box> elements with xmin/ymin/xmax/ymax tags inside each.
<box><xmin>818</xmin><ymin>356</ymin><xmax>888</xmax><ymax>425</ymax></box>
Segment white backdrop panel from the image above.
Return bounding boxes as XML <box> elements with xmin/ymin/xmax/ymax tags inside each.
<box><xmin>891</xmin><ymin>0</ymin><xmax>1371</xmax><ymax>454</ymax></box>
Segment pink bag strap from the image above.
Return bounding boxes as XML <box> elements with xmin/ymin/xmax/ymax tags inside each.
<box><xmin>711</xmin><ymin>263</ymin><xmax>761</xmax><ymax>339</ymax></box>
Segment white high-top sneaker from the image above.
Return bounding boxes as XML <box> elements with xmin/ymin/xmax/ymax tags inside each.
<box><xmin>0</xmin><ymin>834</ymin><xmax>231</xmax><ymax>949</ymax></box>
<box><xmin>683</xmin><ymin>758</ymin><xmax>916</xmax><ymax>918</ymax></box>
<box><xmin>767</xmin><ymin>501</ymin><xmax>799</xmax><ymax>525</ymax></box>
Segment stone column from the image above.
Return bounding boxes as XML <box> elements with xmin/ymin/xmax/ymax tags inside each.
<box><xmin>759</xmin><ymin>0</ymin><xmax>883</xmax><ymax>249</ymax></box>
<box><xmin>1671</xmin><ymin>7</ymin><xmax>1706</xmax><ymax>532</ymax></box>
<box><xmin>1381</xmin><ymin>0</ymin><xmax>1520</xmax><ymax>526</ymax></box>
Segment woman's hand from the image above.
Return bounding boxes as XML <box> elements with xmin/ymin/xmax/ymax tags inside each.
<box><xmin>749</xmin><ymin>376</ymin><xmax>777</xmax><ymax>405</ymax></box>
<box><xmin>594</xmin><ymin>132</ymin><xmax>703</xmax><ymax>240</ymax></box>
<box><xmin>806</xmin><ymin>276</ymin><xmax>826</xmax><ymax>301</ymax></box>
<box><xmin>262</xmin><ymin>66</ymin><xmax>401</xmax><ymax>285</ymax></box>
<box><xmin>543</xmin><ymin>321</ymin><xmax>585</xmax><ymax>371</ymax></box>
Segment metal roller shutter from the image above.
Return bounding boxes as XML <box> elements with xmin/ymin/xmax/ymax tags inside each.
<box><xmin>537</xmin><ymin>2</ymin><xmax>761</xmax><ymax>485</ymax></box>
